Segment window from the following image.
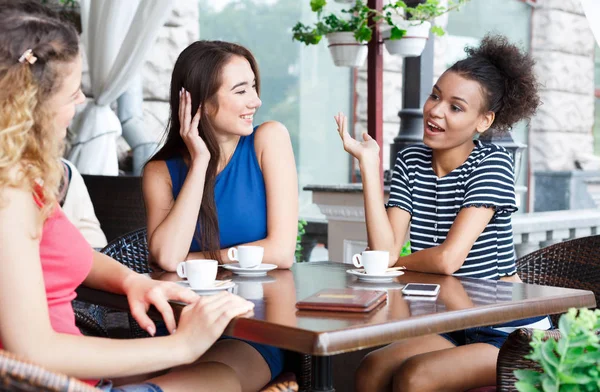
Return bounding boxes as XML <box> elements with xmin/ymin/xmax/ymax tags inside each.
<box><xmin>198</xmin><ymin>0</ymin><xmax>354</xmax><ymax>219</ymax></box>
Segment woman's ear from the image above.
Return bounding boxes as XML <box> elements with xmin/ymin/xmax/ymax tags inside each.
<box><xmin>476</xmin><ymin>111</ymin><xmax>495</xmax><ymax>134</ymax></box>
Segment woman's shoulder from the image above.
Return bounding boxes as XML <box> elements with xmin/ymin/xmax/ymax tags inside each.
<box><xmin>252</xmin><ymin>121</ymin><xmax>292</xmax><ymax>154</ymax></box>
<box><xmin>472</xmin><ymin>141</ymin><xmax>514</xmax><ymax>166</ymax></box>
<box><xmin>253</xmin><ymin>121</ymin><xmax>290</xmax><ymax>142</ymax></box>
<box><xmin>396</xmin><ymin>144</ymin><xmax>431</xmax><ymax>165</ymax></box>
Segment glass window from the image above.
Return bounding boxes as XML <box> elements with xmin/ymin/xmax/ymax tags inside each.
<box><xmin>198</xmin><ymin>0</ymin><xmax>353</xmax><ymax>219</ymax></box>
<box><xmin>594</xmin><ymin>44</ymin><xmax>600</xmax><ymax>155</ymax></box>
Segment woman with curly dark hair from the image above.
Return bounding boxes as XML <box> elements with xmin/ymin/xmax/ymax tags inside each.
<box><xmin>335</xmin><ymin>34</ymin><xmax>545</xmax><ymax>391</ymax></box>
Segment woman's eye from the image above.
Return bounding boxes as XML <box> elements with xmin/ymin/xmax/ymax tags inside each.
<box><xmin>429</xmin><ymin>94</ymin><xmax>439</xmax><ymax>100</ymax></box>
<box><xmin>252</xmin><ymin>84</ymin><xmax>256</xmax><ymax>90</ymax></box>
<box><xmin>236</xmin><ymin>90</ymin><xmax>246</xmax><ymax>95</ymax></box>
<box><xmin>451</xmin><ymin>105</ymin><xmax>463</xmax><ymax>112</ymax></box>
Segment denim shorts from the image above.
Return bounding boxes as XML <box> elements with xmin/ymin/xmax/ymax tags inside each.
<box><xmin>155</xmin><ymin>323</ymin><xmax>284</xmax><ymax>381</ymax></box>
<box><xmin>440</xmin><ymin>316</ymin><xmax>552</xmax><ymax>349</ymax></box>
<box><xmin>97</xmin><ymin>380</ymin><xmax>163</xmax><ymax>392</ymax></box>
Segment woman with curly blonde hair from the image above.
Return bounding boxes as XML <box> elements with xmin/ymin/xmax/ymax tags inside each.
<box><xmin>0</xmin><ymin>2</ymin><xmax>258</xmax><ymax>391</ymax></box>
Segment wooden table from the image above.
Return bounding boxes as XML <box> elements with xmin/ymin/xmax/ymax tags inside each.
<box><xmin>77</xmin><ymin>262</ymin><xmax>596</xmax><ymax>392</ymax></box>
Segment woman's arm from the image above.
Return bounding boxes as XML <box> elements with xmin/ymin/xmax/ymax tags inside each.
<box><xmin>188</xmin><ymin>121</ymin><xmax>298</xmax><ymax>269</ymax></box>
<box><xmin>143</xmin><ymin>160</ymin><xmax>207</xmax><ymax>270</ymax></box>
<box><xmin>143</xmin><ymin>90</ymin><xmax>210</xmax><ymax>270</ymax></box>
<box><xmin>335</xmin><ymin>113</ymin><xmax>410</xmax><ymax>266</ymax></box>
<box><xmin>0</xmin><ymin>187</ymin><xmax>253</xmax><ymax>380</ymax></box>
<box><xmin>394</xmin><ymin>206</ymin><xmax>495</xmax><ymax>274</ymax></box>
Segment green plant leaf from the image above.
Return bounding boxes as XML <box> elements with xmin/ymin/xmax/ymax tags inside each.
<box><xmin>310</xmin><ymin>0</ymin><xmax>327</xmax><ymax>13</ymax></box>
<box><xmin>431</xmin><ymin>25</ymin><xmax>445</xmax><ymax>36</ymax></box>
<box><xmin>354</xmin><ymin>24</ymin><xmax>372</xmax><ymax>43</ymax></box>
<box><xmin>515</xmin><ymin>369</ymin><xmax>543</xmax><ymax>384</ymax></box>
<box><xmin>389</xmin><ymin>26</ymin><xmax>406</xmax><ymax>40</ymax></box>
<box><xmin>541</xmin><ymin>377</ymin><xmax>559</xmax><ymax>392</ymax></box>
<box><xmin>515</xmin><ymin>381</ymin><xmax>542</xmax><ymax>392</ymax></box>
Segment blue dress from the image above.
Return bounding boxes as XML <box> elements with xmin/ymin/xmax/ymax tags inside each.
<box><xmin>165</xmin><ymin>128</ymin><xmax>283</xmax><ymax>380</ymax></box>
<box><xmin>166</xmin><ymin>130</ymin><xmax>267</xmax><ymax>250</ymax></box>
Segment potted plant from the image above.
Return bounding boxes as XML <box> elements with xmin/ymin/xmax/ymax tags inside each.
<box><xmin>292</xmin><ymin>0</ymin><xmax>469</xmax><ymax>66</ymax></box>
<box><xmin>292</xmin><ymin>0</ymin><xmax>372</xmax><ymax>67</ymax></box>
<box><xmin>515</xmin><ymin>308</ymin><xmax>600</xmax><ymax>392</ymax></box>
<box><xmin>377</xmin><ymin>0</ymin><xmax>469</xmax><ymax>57</ymax></box>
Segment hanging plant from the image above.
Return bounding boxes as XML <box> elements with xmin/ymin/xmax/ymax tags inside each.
<box><xmin>292</xmin><ymin>0</ymin><xmax>470</xmax><ymax>64</ymax></box>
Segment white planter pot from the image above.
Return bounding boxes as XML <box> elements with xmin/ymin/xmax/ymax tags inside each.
<box><xmin>326</xmin><ymin>32</ymin><xmax>368</xmax><ymax>68</ymax></box>
<box><xmin>382</xmin><ymin>20</ymin><xmax>431</xmax><ymax>57</ymax></box>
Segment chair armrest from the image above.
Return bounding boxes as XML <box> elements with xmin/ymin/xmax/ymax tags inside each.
<box><xmin>496</xmin><ymin>328</ymin><xmax>562</xmax><ymax>392</ymax></box>
<box><xmin>0</xmin><ymin>349</ymin><xmax>99</xmax><ymax>391</ymax></box>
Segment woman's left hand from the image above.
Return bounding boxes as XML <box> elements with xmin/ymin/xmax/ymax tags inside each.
<box><xmin>334</xmin><ymin>112</ymin><xmax>380</xmax><ymax>164</ymax></box>
<box><xmin>123</xmin><ymin>274</ymin><xmax>200</xmax><ymax>336</ymax></box>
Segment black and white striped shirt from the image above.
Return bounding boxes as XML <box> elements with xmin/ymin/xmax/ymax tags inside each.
<box><xmin>387</xmin><ymin>140</ymin><xmax>518</xmax><ymax>280</ymax></box>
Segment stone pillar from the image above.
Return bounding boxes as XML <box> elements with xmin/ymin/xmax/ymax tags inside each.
<box><xmin>141</xmin><ymin>0</ymin><xmax>200</xmax><ymax>150</ymax></box>
<box><xmin>529</xmin><ymin>1</ymin><xmax>598</xmax><ymax>172</ymax></box>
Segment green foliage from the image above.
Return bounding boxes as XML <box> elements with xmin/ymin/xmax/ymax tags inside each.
<box><xmin>515</xmin><ymin>308</ymin><xmax>600</xmax><ymax>392</ymax></box>
<box><xmin>40</xmin><ymin>0</ymin><xmax>78</xmax><ymax>8</ymax></box>
<box><xmin>295</xmin><ymin>219</ymin><xmax>308</xmax><ymax>263</ymax></box>
<box><xmin>400</xmin><ymin>241</ymin><xmax>411</xmax><ymax>257</ymax></box>
<box><xmin>292</xmin><ymin>0</ymin><xmax>372</xmax><ymax>45</ymax></box>
<box><xmin>292</xmin><ymin>0</ymin><xmax>469</xmax><ymax>46</ymax></box>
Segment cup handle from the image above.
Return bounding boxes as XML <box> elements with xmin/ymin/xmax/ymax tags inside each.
<box><xmin>352</xmin><ymin>254</ymin><xmax>363</xmax><ymax>269</ymax></box>
<box><xmin>228</xmin><ymin>247</ymin><xmax>238</xmax><ymax>261</ymax></box>
<box><xmin>176</xmin><ymin>262</ymin><xmax>186</xmax><ymax>278</ymax></box>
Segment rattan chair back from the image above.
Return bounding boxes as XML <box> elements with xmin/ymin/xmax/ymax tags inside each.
<box><xmin>82</xmin><ymin>175</ymin><xmax>146</xmax><ymax>243</ymax></box>
<box><xmin>101</xmin><ymin>228</ymin><xmax>151</xmax><ymax>274</ymax></box>
<box><xmin>516</xmin><ymin>234</ymin><xmax>600</xmax><ymax>324</ymax></box>
<box><xmin>0</xmin><ymin>349</ymin><xmax>99</xmax><ymax>391</ymax></box>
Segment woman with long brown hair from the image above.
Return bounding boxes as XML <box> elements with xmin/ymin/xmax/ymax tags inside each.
<box><xmin>143</xmin><ymin>40</ymin><xmax>298</xmax><ymax>390</ymax></box>
<box><xmin>0</xmin><ymin>1</ymin><xmax>255</xmax><ymax>391</ymax></box>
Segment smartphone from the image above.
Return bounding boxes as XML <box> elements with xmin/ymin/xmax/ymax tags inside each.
<box><xmin>401</xmin><ymin>283</ymin><xmax>440</xmax><ymax>296</ymax></box>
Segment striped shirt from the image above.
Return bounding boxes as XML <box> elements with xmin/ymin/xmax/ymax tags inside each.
<box><xmin>387</xmin><ymin>140</ymin><xmax>518</xmax><ymax>280</ymax></box>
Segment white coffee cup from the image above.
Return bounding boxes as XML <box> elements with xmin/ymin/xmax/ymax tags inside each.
<box><xmin>228</xmin><ymin>246</ymin><xmax>264</xmax><ymax>268</ymax></box>
<box><xmin>176</xmin><ymin>259</ymin><xmax>218</xmax><ymax>289</ymax></box>
<box><xmin>352</xmin><ymin>250</ymin><xmax>389</xmax><ymax>275</ymax></box>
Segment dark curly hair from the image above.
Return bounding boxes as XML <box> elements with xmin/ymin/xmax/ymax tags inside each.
<box><xmin>448</xmin><ymin>34</ymin><xmax>540</xmax><ymax>133</ymax></box>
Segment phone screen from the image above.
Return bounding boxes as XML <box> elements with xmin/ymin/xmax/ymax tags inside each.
<box><xmin>403</xmin><ymin>284</ymin><xmax>439</xmax><ymax>292</ymax></box>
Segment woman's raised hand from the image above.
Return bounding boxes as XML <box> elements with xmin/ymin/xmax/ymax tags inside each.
<box><xmin>334</xmin><ymin>112</ymin><xmax>380</xmax><ymax>164</ymax></box>
<box><xmin>179</xmin><ymin>88</ymin><xmax>210</xmax><ymax>166</ymax></box>
<box><xmin>175</xmin><ymin>291</ymin><xmax>255</xmax><ymax>361</ymax></box>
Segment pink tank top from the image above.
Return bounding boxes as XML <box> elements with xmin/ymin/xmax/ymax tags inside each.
<box><xmin>0</xmin><ymin>193</ymin><xmax>97</xmax><ymax>386</ymax></box>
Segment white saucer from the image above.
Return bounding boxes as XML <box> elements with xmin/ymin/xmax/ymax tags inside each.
<box><xmin>346</xmin><ymin>269</ymin><xmax>404</xmax><ymax>283</ymax></box>
<box><xmin>221</xmin><ymin>263</ymin><xmax>277</xmax><ymax>277</ymax></box>
<box><xmin>177</xmin><ymin>280</ymin><xmax>236</xmax><ymax>295</ymax></box>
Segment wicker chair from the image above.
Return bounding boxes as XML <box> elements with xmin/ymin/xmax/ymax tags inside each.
<box><xmin>496</xmin><ymin>235</ymin><xmax>600</xmax><ymax>391</ymax></box>
<box><xmin>0</xmin><ymin>349</ymin><xmax>98</xmax><ymax>392</ymax></box>
<box><xmin>81</xmin><ymin>175</ymin><xmax>146</xmax><ymax>243</ymax></box>
<box><xmin>100</xmin><ymin>228</ymin><xmax>152</xmax><ymax>338</ymax></box>
<box><xmin>0</xmin><ymin>349</ymin><xmax>298</xmax><ymax>392</ymax></box>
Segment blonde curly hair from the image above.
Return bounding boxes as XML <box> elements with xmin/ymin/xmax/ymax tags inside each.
<box><xmin>0</xmin><ymin>1</ymin><xmax>79</xmax><ymax>219</ymax></box>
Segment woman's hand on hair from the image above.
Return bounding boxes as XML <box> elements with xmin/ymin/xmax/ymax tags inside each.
<box><xmin>334</xmin><ymin>112</ymin><xmax>379</xmax><ymax>166</ymax></box>
<box><xmin>180</xmin><ymin>88</ymin><xmax>210</xmax><ymax>167</ymax></box>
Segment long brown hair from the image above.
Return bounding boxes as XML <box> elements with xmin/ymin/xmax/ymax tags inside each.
<box><xmin>149</xmin><ymin>41</ymin><xmax>261</xmax><ymax>262</ymax></box>
<box><xmin>0</xmin><ymin>0</ymin><xmax>79</xmax><ymax>219</ymax></box>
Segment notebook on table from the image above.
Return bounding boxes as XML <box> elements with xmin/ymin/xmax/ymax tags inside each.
<box><xmin>296</xmin><ymin>288</ymin><xmax>387</xmax><ymax>313</ymax></box>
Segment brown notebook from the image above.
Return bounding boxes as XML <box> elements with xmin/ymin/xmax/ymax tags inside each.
<box><xmin>296</xmin><ymin>288</ymin><xmax>387</xmax><ymax>313</ymax></box>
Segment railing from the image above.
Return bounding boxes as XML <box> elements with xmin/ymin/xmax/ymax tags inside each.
<box><xmin>513</xmin><ymin>209</ymin><xmax>600</xmax><ymax>258</ymax></box>
<box><xmin>301</xmin><ymin>209</ymin><xmax>600</xmax><ymax>261</ymax></box>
